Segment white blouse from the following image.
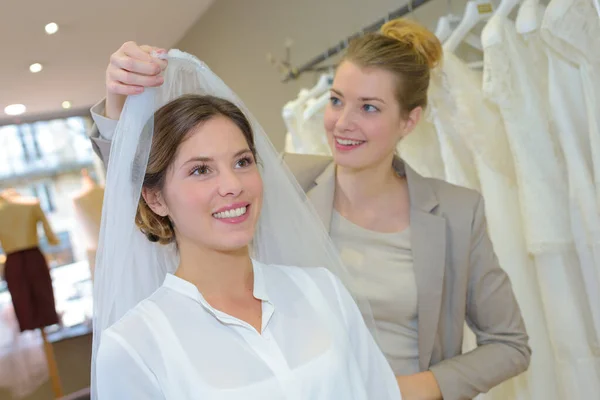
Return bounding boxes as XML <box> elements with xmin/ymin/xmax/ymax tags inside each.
<box><xmin>96</xmin><ymin>261</ymin><xmax>401</xmax><ymax>399</ymax></box>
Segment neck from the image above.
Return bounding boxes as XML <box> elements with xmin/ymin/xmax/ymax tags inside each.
<box><xmin>335</xmin><ymin>153</ymin><xmax>401</xmax><ymax>208</ymax></box>
<box><xmin>176</xmin><ymin>241</ymin><xmax>254</xmax><ymax>298</ymax></box>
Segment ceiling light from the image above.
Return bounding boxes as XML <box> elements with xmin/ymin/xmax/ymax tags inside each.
<box><xmin>29</xmin><ymin>63</ymin><xmax>43</xmax><ymax>73</ymax></box>
<box><xmin>62</xmin><ymin>101</ymin><xmax>72</xmax><ymax>109</ymax></box>
<box><xmin>4</xmin><ymin>104</ymin><xmax>26</xmax><ymax>116</ymax></box>
<box><xmin>45</xmin><ymin>23</ymin><xmax>59</xmax><ymax>35</ymax></box>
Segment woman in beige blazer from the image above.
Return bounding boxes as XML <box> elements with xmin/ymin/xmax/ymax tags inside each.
<box><xmin>89</xmin><ymin>18</ymin><xmax>530</xmax><ymax>400</ymax></box>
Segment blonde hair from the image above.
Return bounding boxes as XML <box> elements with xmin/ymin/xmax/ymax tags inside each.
<box><xmin>343</xmin><ymin>18</ymin><xmax>442</xmax><ymax>116</ymax></box>
<box><xmin>135</xmin><ymin>94</ymin><xmax>256</xmax><ymax>244</ymax></box>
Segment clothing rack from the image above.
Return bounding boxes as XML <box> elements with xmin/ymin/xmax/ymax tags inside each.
<box><xmin>282</xmin><ymin>0</ymin><xmax>435</xmax><ymax>82</ymax></box>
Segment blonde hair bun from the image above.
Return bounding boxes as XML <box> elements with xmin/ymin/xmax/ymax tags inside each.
<box><xmin>381</xmin><ymin>18</ymin><xmax>443</xmax><ymax>69</ymax></box>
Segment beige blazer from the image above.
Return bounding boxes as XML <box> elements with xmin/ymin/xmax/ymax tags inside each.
<box><xmin>90</xmin><ymin>131</ymin><xmax>531</xmax><ymax>400</ymax></box>
<box><xmin>284</xmin><ymin>152</ymin><xmax>530</xmax><ymax>400</ymax></box>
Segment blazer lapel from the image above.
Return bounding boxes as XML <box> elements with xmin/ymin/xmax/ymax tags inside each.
<box><xmin>306</xmin><ymin>162</ymin><xmax>336</xmax><ymax>231</ymax></box>
<box><xmin>405</xmin><ymin>163</ymin><xmax>447</xmax><ymax>371</ymax></box>
<box><xmin>307</xmin><ymin>158</ymin><xmax>447</xmax><ymax>370</ymax></box>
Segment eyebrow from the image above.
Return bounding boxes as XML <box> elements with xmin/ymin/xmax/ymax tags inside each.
<box><xmin>182</xmin><ymin>149</ymin><xmax>252</xmax><ymax>166</ymax></box>
<box><xmin>330</xmin><ymin>88</ymin><xmax>385</xmax><ymax>104</ymax></box>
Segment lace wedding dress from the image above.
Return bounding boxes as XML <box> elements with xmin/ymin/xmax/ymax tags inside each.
<box><xmin>429</xmin><ymin>49</ymin><xmax>559</xmax><ymax>400</ymax></box>
<box><xmin>542</xmin><ymin>0</ymin><xmax>600</xmax><ymax>214</ymax></box>
<box><xmin>397</xmin><ymin>118</ymin><xmax>446</xmax><ymax>180</ymax></box>
<box><xmin>521</xmin><ymin>0</ymin><xmax>600</xmax><ymax>348</ymax></box>
<box><xmin>482</xmin><ymin>14</ymin><xmax>600</xmax><ymax>398</ymax></box>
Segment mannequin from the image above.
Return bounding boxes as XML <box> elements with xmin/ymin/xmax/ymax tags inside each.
<box><xmin>0</xmin><ymin>189</ymin><xmax>63</xmax><ymax>398</ymax></box>
<box><xmin>72</xmin><ymin>170</ymin><xmax>104</xmax><ymax>279</ymax></box>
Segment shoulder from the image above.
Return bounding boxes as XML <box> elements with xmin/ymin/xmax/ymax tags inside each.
<box><xmin>281</xmin><ymin>153</ymin><xmax>333</xmax><ymax>192</ymax></box>
<box><xmin>428</xmin><ymin>177</ymin><xmax>481</xmax><ymax>210</ymax></box>
<box><xmin>99</xmin><ymin>289</ymin><xmax>169</xmax><ymax>354</ymax></box>
<box><xmin>260</xmin><ymin>262</ymin><xmax>335</xmax><ymax>285</ymax></box>
<box><xmin>407</xmin><ymin>161</ymin><xmax>482</xmax><ymax>217</ymax></box>
<box><xmin>259</xmin><ymin>262</ymin><xmax>343</xmax><ymax>297</ymax></box>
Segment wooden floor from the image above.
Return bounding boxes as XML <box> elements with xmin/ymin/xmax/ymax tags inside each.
<box><xmin>0</xmin><ymin>334</ymin><xmax>91</xmax><ymax>400</ymax></box>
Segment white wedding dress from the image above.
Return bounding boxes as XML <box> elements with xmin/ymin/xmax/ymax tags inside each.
<box><xmin>482</xmin><ymin>14</ymin><xmax>600</xmax><ymax>397</ymax></box>
<box><xmin>427</xmin><ymin>50</ymin><xmax>559</xmax><ymax>400</ymax></box>
<box><xmin>521</xmin><ymin>1</ymin><xmax>600</xmax><ymax>346</ymax></box>
<box><xmin>542</xmin><ymin>0</ymin><xmax>600</xmax><ymax>213</ymax></box>
<box><xmin>397</xmin><ymin>118</ymin><xmax>446</xmax><ymax>181</ymax></box>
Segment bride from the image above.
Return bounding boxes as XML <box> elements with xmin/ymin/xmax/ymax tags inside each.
<box><xmin>92</xmin><ymin>50</ymin><xmax>401</xmax><ymax>399</ymax></box>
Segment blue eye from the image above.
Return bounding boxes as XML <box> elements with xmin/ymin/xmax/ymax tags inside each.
<box><xmin>330</xmin><ymin>96</ymin><xmax>342</xmax><ymax>106</ymax></box>
<box><xmin>363</xmin><ymin>104</ymin><xmax>379</xmax><ymax>113</ymax></box>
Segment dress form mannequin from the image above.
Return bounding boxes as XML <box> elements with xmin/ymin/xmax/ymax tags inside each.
<box><xmin>72</xmin><ymin>170</ymin><xmax>104</xmax><ymax>280</ymax></box>
<box><xmin>0</xmin><ymin>190</ymin><xmax>63</xmax><ymax>398</ymax></box>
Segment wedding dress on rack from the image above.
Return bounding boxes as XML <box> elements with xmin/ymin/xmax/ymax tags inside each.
<box><xmin>482</xmin><ymin>13</ymin><xmax>600</xmax><ymax>398</ymax></box>
<box><xmin>282</xmin><ymin>74</ymin><xmax>332</xmax><ymax>155</ymax></box>
<box><xmin>425</xmin><ymin>51</ymin><xmax>559</xmax><ymax>400</ymax></box>
<box><xmin>518</xmin><ymin>0</ymin><xmax>600</xmax><ymax>345</ymax></box>
<box><xmin>396</xmin><ymin>119</ymin><xmax>446</xmax><ymax>180</ymax></box>
<box><xmin>541</xmin><ymin>0</ymin><xmax>600</xmax><ymax>214</ymax></box>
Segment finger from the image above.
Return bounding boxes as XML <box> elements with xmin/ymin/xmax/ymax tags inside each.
<box><xmin>139</xmin><ymin>45</ymin><xmax>167</xmax><ymax>55</ymax></box>
<box><xmin>109</xmin><ymin>68</ymin><xmax>164</xmax><ymax>87</ymax></box>
<box><xmin>110</xmin><ymin>54</ymin><xmax>161</xmax><ymax>76</ymax></box>
<box><xmin>106</xmin><ymin>81</ymin><xmax>145</xmax><ymax>96</ymax></box>
<box><xmin>141</xmin><ymin>45</ymin><xmax>169</xmax><ymax>71</ymax></box>
<box><xmin>121</xmin><ymin>41</ymin><xmax>154</xmax><ymax>63</ymax></box>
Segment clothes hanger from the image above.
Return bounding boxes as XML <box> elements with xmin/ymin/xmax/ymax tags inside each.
<box><xmin>436</xmin><ymin>14</ymin><xmax>461</xmax><ymax>42</ymax></box>
<box><xmin>282</xmin><ymin>72</ymin><xmax>333</xmax><ymax>150</ymax></box>
<box><xmin>515</xmin><ymin>0</ymin><xmax>541</xmax><ymax>34</ymax></box>
<box><xmin>495</xmin><ymin>0</ymin><xmax>522</xmax><ymax>17</ymax></box>
<box><xmin>303</xmin><ymin>91</ymin><xmax>331</xmax><ymax>122</ymax></box>
<box><xmin>443</xmin><ymin>0</ymin><xmax>496</xmax><ymax>53</ymax></box>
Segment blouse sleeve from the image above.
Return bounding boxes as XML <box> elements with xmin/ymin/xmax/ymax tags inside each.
<box><xmin>326</xmin><ymin>270</ymin><xmax>402</xmax><ymax>400</ymax></box>
<box><xmin>96</xmin><ymin>330</ymin><xmax>164</xmax><ymax>400</ymax></box>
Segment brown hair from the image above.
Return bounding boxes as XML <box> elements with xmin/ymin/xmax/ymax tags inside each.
<box><xmin>343</xmin><ymin>18</ymin><xmax>443</xmax><ymax>116</ymax></box>
<box><xmin>135</xmin><ymin>94</ymin><xmax>256</xmax><ymax>244</ymax></box>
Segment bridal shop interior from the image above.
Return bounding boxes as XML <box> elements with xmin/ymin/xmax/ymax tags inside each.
<box><xmin>1</xmin><ymin>0</ymin><xmax>599</xmax><ymax>399</ymax></box>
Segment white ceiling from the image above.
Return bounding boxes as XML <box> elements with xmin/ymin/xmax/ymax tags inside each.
<box><xmin>0</xmin><ymin>0</ymin><xmax>214</xmax><ymax>126</ymax></box>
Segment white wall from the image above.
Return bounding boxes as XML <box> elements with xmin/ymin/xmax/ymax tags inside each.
<box><xmin>176</xmin><ymin>0</ymin><xmax>467</xmax><ymax>150</ymax></box>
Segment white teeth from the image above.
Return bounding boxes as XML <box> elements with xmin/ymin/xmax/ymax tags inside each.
<box><xmin>213</xmin><ymin>206</ymin><xmax>247</xmax><ymax>219</ymax></box>
<box><xmin>336</xmin><ymin>138</ymin><xmax>363</xmax><ymax>146</ymax></box>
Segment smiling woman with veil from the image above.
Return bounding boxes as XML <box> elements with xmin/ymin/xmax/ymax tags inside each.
<box><xmin>91</xmin><ymin>50</ymin><xmax>401</xmax><ymax>399</ymax></box>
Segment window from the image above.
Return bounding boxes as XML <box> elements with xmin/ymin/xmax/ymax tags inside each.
<box><xmin>0</xmin><ymin>114</ymin><xmax>98</xmax><ymax>338</ymax></box>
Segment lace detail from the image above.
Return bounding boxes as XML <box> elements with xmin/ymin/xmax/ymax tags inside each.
<box><xmin>438</xmin><ymin>53</ymin><xmax>516</xmax><ymax>184</ymax></box>
<box><xmin>482</xmin><ymin>15</ymin><xmax>572</xmax><ymax>253</ymax></box>
<box><xmin>427</xmin><ymin>70</ymin><xmax>480</xmax><ymax>190</ymax></box>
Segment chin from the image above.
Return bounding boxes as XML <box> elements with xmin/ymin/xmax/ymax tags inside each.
<box><xmin>212</xmin><ymin>232</ymin><xmax>254</xmax><ymax>253</ymax></box>
<box><xmin>331</xmin><ymin>152</ymin><xmax>371</xmax><ymax>170</ymax></box>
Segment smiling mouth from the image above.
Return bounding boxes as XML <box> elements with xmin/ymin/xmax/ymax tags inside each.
<box><xmin>335</xmin><ymin>137</ymin><xmax>366</xmax><ymax>148</ymax></box>
<box><xmin>212</xmin><ymin>204</ymin><xmax>250</xmax><ymax>220</ymax></box>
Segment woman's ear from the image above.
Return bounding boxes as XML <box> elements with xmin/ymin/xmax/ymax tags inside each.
<box><xmin>142</xmin><ymin>187</ymin><xmax>169</xmax><ymax>217</ymax></box>
<box><xmin>400</xmin><ymin>106</ymin><xmax>423</xmax><ymax>138</ymax></box>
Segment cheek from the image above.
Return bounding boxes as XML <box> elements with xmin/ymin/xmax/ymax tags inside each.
<box><xmin>245</xmin><ymin>170</ymin><xmax>263</xmax><ymax>202</ymax></box>
<box><xmin>323</xmin><ymin>105</ymin><xmax>336</xmax><ymax>135</ymax></box>
<box><xmin>364</xmin><ymin>114</ymin><xmax>402</xmax><ymax>144</ymax></box>
<box><xmin>166</xmin><ymin>180</ymin><xmax>213</xmax><ymax>222</ymax></box>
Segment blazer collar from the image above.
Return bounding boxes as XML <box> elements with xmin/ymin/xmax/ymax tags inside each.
<box><xmin>307</xmin><ymin>156</ymin><xmax>439</xmax><ymax>229</ymax></box>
